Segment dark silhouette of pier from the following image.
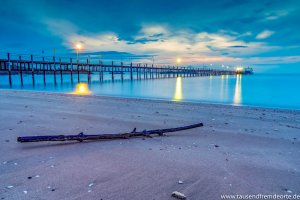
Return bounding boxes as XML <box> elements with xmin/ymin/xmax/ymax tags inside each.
<box><xmin>0</xmin><ymin>53</ymin><xmax>236</xmax><ymax>86</ymax></box>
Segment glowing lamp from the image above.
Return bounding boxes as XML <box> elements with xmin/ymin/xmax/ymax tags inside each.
<box><xmin>76</xmin><ymin>43</ymin><xmax>82</xmax><ymax>50</ymax></box>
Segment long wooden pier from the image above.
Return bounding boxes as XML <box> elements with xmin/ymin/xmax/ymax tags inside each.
<box><xmin>0</xmin><ymin>53</ymin><xmax>236</xmax><ymax>86</ymax></box>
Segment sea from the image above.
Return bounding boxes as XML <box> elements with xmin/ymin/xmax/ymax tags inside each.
<box><xmin>1</xmin><ymin>73</ymin><xmax>300</xmax><ymax>110</ymax></box>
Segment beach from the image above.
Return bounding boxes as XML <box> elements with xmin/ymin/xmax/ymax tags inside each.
<box><xmin>0</xmin><ymin>90</ymin><xmax>299</xmax><ymax>200</ymax></box>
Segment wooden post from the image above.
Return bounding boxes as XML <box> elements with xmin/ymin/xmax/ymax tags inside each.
<box><xmin>144</xmin><ymin>64</ymin><xmax>146</xmax><ymax>79</ymax></box>
<box><xmin>87</xmin><ymin>58</ymin><xmax>91</xmax><ymax>83</ymax></box>
<box><xmin>70</xmin><ymin>58</ymin><xmax>73</xmax><ymax>84</ymax></box>
<box><xmin>19</xmin><ymin>56</ymin><xmax>23</xmax><ymax>86</ymax></box>
<box><xmin>140</xmin><ymin>64</ymin><xmax>142</xmax><ymax>79</ymax></box>
<box><xmin>130</xmin><ymin>62</ymin><xmax>133</xmax><ymax>80</ymax></box>
<box><xmin>41</xmin><ymin>56</ymin><xmax>45</xmax><ymax>84</ymax></box>
<box><xmin>30</xmin><ymin>55</ymin><xmax>35</xmax><ymax>85</ymax></box>
<box><xmin>99</xmin><ymin>60</ymin><xmax>102</xmax><ymax>82</ymax></box>
<box><xmin>54</xmin><ymin>69</ymin><xmax>57</xmax><ymax>85</ymax></box>
<box><xmin>150</xmin><ymin>64</ymin><xmax>153</xmax><ymax>79</ymax></box>
<box><xmin>111</xmin><ymin>61</ymin><xmax>114</xmax><ymax>81</ymax></box>
<box><xmin>121</xmin><ymin>62</ymin><xmax>124</xmax><ymax>81</ymax></box>
<box><xmin>52</xmin><ymin>56</ymin><xmax>56</xmax><ymax>84</ymax></box>
<box><xmin>7</xmin><ymin>53</ymin><xmax>12</xmax><ymax>86</ymax></box>
<box><xmin>77</xmin><ymin>70</ymin><xmax>80</xmax><ymax>83</ymax></box>
<box><xmin>59</xmin><ymin>58</ymin><xmax>63</xmax><ymax>84</ymax></box>
<box><xmin>101</xmin><ymin>64</ymin><xmax>104</xmax><ymax>82</ymax></box>
<box><xmin>167</xmin><ymin>67</ymin><xmax>169</xmax><ymax>78</ymax></box>
<box><xmin>99</xmin><ymin>69</ymin><xmax>102</xmax><ymax>82</ymax></box>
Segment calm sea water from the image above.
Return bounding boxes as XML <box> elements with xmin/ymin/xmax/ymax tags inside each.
<box><xmin>1</xmin><ymin>73</ymin><xmax>300</xmax><ymax>110</ymax></box>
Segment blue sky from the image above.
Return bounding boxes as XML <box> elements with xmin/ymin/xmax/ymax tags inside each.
<box><xmin>1</xmin><ymin>0</ymin><xmax>300</xmax><ymax>73</ymax></box>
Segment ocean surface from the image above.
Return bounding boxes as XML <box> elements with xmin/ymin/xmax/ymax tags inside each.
<box><xmin>1</xmin><ymin>73</ymin><xmax>300</xmax><ymax>110</ymax></box>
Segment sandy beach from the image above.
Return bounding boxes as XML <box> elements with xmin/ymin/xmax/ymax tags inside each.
<box><xmin>0</xmin><ymin>90</ymin><xmax>299</xmax><ymax>200</ymax></box>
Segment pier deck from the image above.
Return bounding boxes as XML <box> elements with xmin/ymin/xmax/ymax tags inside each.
<box><xmin>0</xmin><ymin>53</ymin><xmax>236</xmax><ymax>86</ymax></box>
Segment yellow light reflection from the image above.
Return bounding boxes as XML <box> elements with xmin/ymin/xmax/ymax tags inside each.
<box><xmin>220</xmin><ymin>75</ymin><xmax>224</xmax><ymax>99</ymax></box>
<box><xmin>233</xmin><ymin>74</ymin><xmax>242</xmax><ymax>104</ymax></box>
<box><xmin>173</xmin><ymin>77</ymin><xmax>182</xmax><ymax>101</ymax></box>
<box><xmin>71</xmin><ymin>83</ymin><xmax>92</xmax><ymax>95</ymax></box>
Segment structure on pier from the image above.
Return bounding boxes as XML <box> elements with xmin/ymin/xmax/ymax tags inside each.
<box><xmin>0</xmin><ymin>53</ymin><xmax>237</xmax><ymax>86</ymax></box>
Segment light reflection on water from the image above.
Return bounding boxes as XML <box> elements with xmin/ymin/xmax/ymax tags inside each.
<box><xmin>1</xmin><ymin>73</ymin><xmax>300</xmax><ymax>110</ymax></box>
<box><xmin>234</xmin><ymin>74</ymin><xmax>242</xmax><ymax>105</ymax></box>
<box><xmin>173</xmin><ymin>77</ymin><xmax>182</xmax><ymax>101</ymax></box>
<box><xmin>71</xmin><ymin>83</ymin><xmax>92</xmax><ymax>95</ymax></box>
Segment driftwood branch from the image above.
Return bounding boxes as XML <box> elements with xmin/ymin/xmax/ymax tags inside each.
<box><xmin>17</xmin><ymin>123</ymin><xmax>203</xmax><ymax>143</ymax></box>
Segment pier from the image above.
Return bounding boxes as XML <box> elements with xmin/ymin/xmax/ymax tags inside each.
<box><xmin>0</xmin><ymin>53</ymin><xmax>237</xmax><ymax>86</ymax></box>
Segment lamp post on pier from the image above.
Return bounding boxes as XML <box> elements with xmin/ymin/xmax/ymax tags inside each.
<box><xmin>76</xmin><ymin>43</ymin><xmax>82</xmax><ymax>63</ymax></box>
<box><xmin>176</xmin><ymin>58</ymin><xmax>181</xmax><ymax>67</ymax></box>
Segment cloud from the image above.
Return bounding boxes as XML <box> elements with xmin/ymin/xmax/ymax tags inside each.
<box><xmin>244</xmin><ymin>55</ymin><xmax>300</xmax><ymax>65</ymax></box>
<box><xmin>44</xmin><ymin>20</ymin><xmax>279</xmax><ymax>65</ymax></box>
<box><xmin>263</xmin><ymin>10</ymin><xmax>289</xmax><ymax>21</ymax></box>
<box><xmin>1</xmin><ymin>0</ymin><xmax>300</xmax><ymax>72</ymax></box>
<box><xmin>229</xmin><ymin>45</ymin><xmax>248</xmax><ymax>48</ymax></box>
<box><xmin>256</xmin><ymin>30</ymin><xmax>274</xmax><ymax>39</ymax></box>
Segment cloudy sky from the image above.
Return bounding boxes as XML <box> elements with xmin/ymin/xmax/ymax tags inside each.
<box><xmin>1</xmin><ymin>0</ymin><xmax>300</xmax><ymax>73</ymax></box>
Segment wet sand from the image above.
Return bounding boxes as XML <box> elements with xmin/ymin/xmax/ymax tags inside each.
<box><xmin>0</xmin><ymin>90</ymin><xmax>299</xmax><ymax>200</ymax></box>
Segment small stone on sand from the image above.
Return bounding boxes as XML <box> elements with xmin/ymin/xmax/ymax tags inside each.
<box><xmin>171</xmin><ymin>191</ymin><xmax>186</xmax><ymax>199</ymax></box>
<box><xmin>88</xmin><ymin>183</ymin><xmax>94</xmax><ymax>187</ymax></box>
<box><xmin>23</xmin><ymin>190</ymin><xmax>28</xmax><ymax>194</ymax></box>
<box><xmin>7</xmin><ymin>186</ymin><xmax>14</xmax><ymax>189</ymax></box>
<box><xmin>178</xmin><ymin>180</ymin><xmax>183</xmax><ymax>184</ymax></box>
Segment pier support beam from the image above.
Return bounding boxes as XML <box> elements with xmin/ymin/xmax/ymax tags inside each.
<box><xmin>121</xmin><ymin>62</ymin><xmax>124</xmax><ymax>81</ymax></box>
<box><xmin>130</xmin><ymin>63</ymin><xmax>133</xmax><ymax>80</ymax></box>
<box><xmin>87</xmin><ymin>58</ymin><xmax>91</xmax><ymax>83</ymax></box>
<box><xmin>7</xmin><ymin>53</ymin><xmax>12</xmax><ymax>87</ymax></box>
<box><xmin>111</xmin><ymin>61</ymin><xmax>114</xmax><ymax>81</ymax></box>
<box><xmin>54</xmin><ymin>70</ymin><xmax>57</xmax><ymax>85</ymax></box>
<box><xmin>70</xmin><ymin>58</ymin><xmax>73</xmax><ymax>84</ymax></box>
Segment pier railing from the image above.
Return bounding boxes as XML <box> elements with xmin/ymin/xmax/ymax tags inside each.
<box><xmin>0</xmin><ymin>52</ymin><xmax>236</xmax><ymax>86</ymax></box>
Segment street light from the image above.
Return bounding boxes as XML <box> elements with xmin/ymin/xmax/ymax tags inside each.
<box><xmin>176</xmin><ymin>58</ymin><xmax>182</xmax><ymax>68</ymax></box>
<box><xmin>75</xmin><ymin>43</ymin><xmax>82</xmax><ymax>63</ymax></box>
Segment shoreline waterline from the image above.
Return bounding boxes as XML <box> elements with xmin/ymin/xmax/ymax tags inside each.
<box><xmin>1</xmin><ymin>88</ymin><xmax>300</xmax><ymax>113</ymax></box>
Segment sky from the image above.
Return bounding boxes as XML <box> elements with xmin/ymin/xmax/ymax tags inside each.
<box><xmin>0</xmin><ymin>0</ymin><xmax>300</xmax><ymax>73</ymax></box>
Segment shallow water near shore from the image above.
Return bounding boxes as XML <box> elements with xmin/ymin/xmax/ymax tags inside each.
<box><xmin>1</xmin><ymin>73</ymin><xmax>300</xmax><ymax>110</ymax></box>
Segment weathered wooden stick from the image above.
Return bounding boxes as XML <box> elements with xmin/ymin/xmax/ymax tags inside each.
<box><xmin>17</xmin><ymin>123</ymin><xmax>203</xmax><ymax>143</ymax></box>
